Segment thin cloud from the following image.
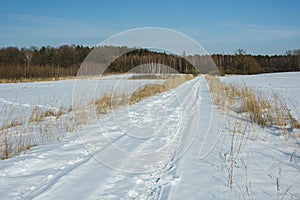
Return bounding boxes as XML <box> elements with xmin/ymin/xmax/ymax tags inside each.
<box><xmin>223</xmin><ymin>22</ymin><xmax>300</xmax><ymax>40</ymax></box>
<box><xmin>246</xmin><ymin>27</ymin><xmax>300</xmax><ymax>39</ymax></box>
<box><xmin>1</xmin><ymin>14</ymin><xmax>120</xmax><ymax>40</ymax></box>
<box><xmin>4</xmin><ymin>14</ymin><xmax>74</xmax><ymax>26</ymax></box>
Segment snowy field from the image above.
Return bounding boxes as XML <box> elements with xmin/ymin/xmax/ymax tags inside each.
<box><xmin>0</xmin><ymin>75</ymin><xmax>162</xmax><ymax>124</ymax></box>
<box><xmin>0</xmin><ymin>73</ymin><xmax>299</xmax><ymax>199</ymax></box>
<box><xmin>221</xmin><ymin>72</ymin><xmax>300</xmax><ymax>121</ymax></box>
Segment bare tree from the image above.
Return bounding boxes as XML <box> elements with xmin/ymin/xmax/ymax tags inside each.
<box><xmin>24</xmin><ymin>50</ymin><xmax>32</xmax><ymax>68</ymax></box>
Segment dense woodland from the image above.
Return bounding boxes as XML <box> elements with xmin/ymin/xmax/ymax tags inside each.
<box><xmin>0</xmin><ymin>45</ymin><xmax>299</xmax><ymax>80</ymax></box>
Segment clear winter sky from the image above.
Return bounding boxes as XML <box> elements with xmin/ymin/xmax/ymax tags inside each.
<box><xmin>1</xmin><ymin>0</ymin><xmax>299</xmax><ymax>55</ymax></box>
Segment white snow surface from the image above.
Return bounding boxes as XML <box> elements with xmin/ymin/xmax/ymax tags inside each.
<box><xmin>0</xmin><ymin>73</ymin><xmax>299</xmax><ymax>199</ymax></box>
<box><xmin>221</xmin><ymin>72</ymin><xmax>300</xmax><ymax>120</ymax></box>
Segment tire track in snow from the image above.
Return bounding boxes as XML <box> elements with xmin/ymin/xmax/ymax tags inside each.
<box><xmin>21</xmin><ymin>77</ymin><xmax>203</xmax><ymax>199</ymax></box>
<box><xmin>106</xmin><ymin>77</ymin><xmax>203</xmax><ymax>199</ymax></box>
<box><xmin>20</xmin><ymin>132</ymin><xmax>127</xmax><ymax>199</ymax></box>
<box><xmin>156</xmin><ymin>77</ymin><xmax>203</xmax><ymax>199</ymax></box>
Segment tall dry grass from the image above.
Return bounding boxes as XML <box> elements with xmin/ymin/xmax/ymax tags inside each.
<box><xmin>207</xmin><ymin>75</ymin><xmax>300</xmax><ymax>198</ymax></box>
<box><xmin>0</xmin><ymin>104</ymin><xmax>76</xmax><ymax>159</ymax></box>
<box><xmin>205</xmin><ymin>75</ymin><xmax>300</xmax><ymax>130</ymax></box>
<box><xmin>94</xmin><ymin>93</ymin><xmax>129</xmax><ymax>114</ymax></box>
<box><xmin>93</xmin><ymin>75</ymin><xmax>194</xmax><ymax>114</ymax></box>
<box><xmin>130</xmin><ymin>75</ymin><xmax>193</xmax><ymax>104</ymax></box>
<box><xmin>0</xmin><ymin>108</ymin><xmax>35</xmax><ymax>159</ymax></box>
<box><xmin>0</xmin><ymin>77</ymin><xmax>75</xmax><ymax>84</ymax></box>
<box><xmin>1</xmin><ymin>74</ymin><xmax>194</xmax><ymax>159</ymax></box>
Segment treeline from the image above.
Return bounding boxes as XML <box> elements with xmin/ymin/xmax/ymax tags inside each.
<box><xmin>0</xmin><ymin>45</ymin><xmax>90</xmax><ymax>79</ymax></box>
<box><xmin>212</xmin><ymin>49</ymin><xmax>300</xmax><ymax>75</ymax></box>
<box><xmin>0</xmin><ymin>45</ymin><xmax>299</xmax><ymax>80</ymax></box>
<box><xmin>105</xmin><ymin>48</ymin><xmax>196</xmax><ymax>74</ymax></box>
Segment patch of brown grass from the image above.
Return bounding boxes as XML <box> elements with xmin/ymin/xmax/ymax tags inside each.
<box><xmin>1</xmin><ymin>74</ymin><xmax>194</xmax><ymax>159</ymax></box>
<box><xmin>205</xmin><ymin>75</ymin><xmax>300</xmax><ymax>130</ymax></box>
<box><xmin>56</xmin><ymin>106</ymin><xmax>67</xmax><ymax>119</ymax></box>
<box><xmin>129</xmin><ymin>84</ymin><xmax>165</xmax><ymax>104</ymax></box>
<box><xmin>205</xmin><ymin>75</ymin><xmax>229</xmax><ymax>107</ymax></box>
<box><xmin>1</xmin><ymin>123</ymin><xmax>36</xmax><ymax>160</ymax></box>
<box><xmin>129</xmin><ymin>75</ymin><xmax>192</xmax><ymax>104</ymax></box>
<box><xmin>93</xmin><ymin>93</ymin><xmax>129</xmax><ymax>114</ymax></box>
<box><xmin>1</xmin><ymin>104</ymin><xmax>73</xmax><ymax>159</ymax></box>
<box><xmin>0</xmin><ymin>76</ymin><xmax>74</xmax><ymax>84</ymax></box>
<box><xmin>93</xmin><ymin>75</ymin><xmax>194</xmax><ymax>114</ymax></box>
<box><xmin>29</xmin><ymin>107</ymin><xmax>56</xmax><ymax>123</ymax></box>
<box><xmin>29</xmin><ymin>107</ymin><xmax>68</xmax><ymax>123</ymax></box>
<box><xmin>1</xmin><ymin>120</ymin><xmax>23</xmax><ymax>131</ymax></box>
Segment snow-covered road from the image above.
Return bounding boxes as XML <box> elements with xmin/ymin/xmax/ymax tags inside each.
<box><xmin>1</xmin><ymin>74</ymin><xmax>299</xmax><ymax>199</ymax></box>
<box><xmin>0</xmin><ymin>76</ymin><xmax>221</xmax><ymax>199</ymax></box>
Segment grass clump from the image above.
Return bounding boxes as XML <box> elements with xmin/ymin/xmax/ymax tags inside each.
<box><xmin>29</xmin><ymin>107</ymin><xmax>68</xmax><ymax>123</ymax></box>
<box><xmin>56</xmin><ymin>106</ymin><xmax>67</xmax><ymax>119</ymax></box>
<box><xmin>94</xmin><ymin>93</ymin><xmax>129</xmax><ymax>114</ymax></box>
<box><xmin>205</xmin><ymin>75</ymin><xmax>300</xmax><ymax>130</ymax></box>
<box><xmin>130</xmin><ymin>74</ymin><xmax>169</xmax><ymax>80</ymax></box>
<box><xmin>0</xmin><ymin>77</ymin><xmax>73</xmax><ymax>84</ymax></box>
<box><xmin>93</xmin><ymin>74</ymin><xmax>194</xmax><ymax>114</ymax></box>
<box><xmin>1</xmin><ymin>120</ymin><xmax>23</xmax><ymax>131</ymax></box>
<box><xmin>1</xmin><ymin>122</ymin><xmax>35</xmax><ymax>160</ymax></box>
<box><xmin>130</xmin><ymin>75</ymin><xmax>192</xmax><ymax>104</ymax></box>
<box><xmin>1</xmin><ymin>104</ymin><xmax>72</xmax><ymax>159</ymax></box>
<box><xmin>129</xmin><ymin>84</ymin><xmax>165</xmax><ymax>104</ymax></box>
<box><xmin>1</xmin><ymin>74</ymin><xmax>194</xmax><ymax>159</ymax></box>
<box><xmin>29</xmin><ymin>107</ymin><xmax>56</xmax><ymax>123</ymax></box>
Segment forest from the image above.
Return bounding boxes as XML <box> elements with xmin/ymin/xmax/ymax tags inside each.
<box><xmin>0</xmin><ymin>45</ymin><xmax>299</xmax><ymax>80</ymax></box>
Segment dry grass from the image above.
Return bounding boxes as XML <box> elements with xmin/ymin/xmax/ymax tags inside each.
<box><xmin>93</xmin><ymin>75</ymin><xmax>194</xmax><ymax>114</ymax></box>
<box><xmin>1</xmin><ymin>121</ymin><xmax>35</xmax><ymax>160</ymax></box>
<box><xmin>130</xmin><ymin>75</ymin><xmax>193</xmax><ymax>104</ymax></box>
<box><xmin>0</xmin><ymin>77</ymin><xmax>75</xmax><ymax>84</ymax></box>
<box><xmin>129</xmin><ymin>84</ymin><xmax>166</xmax><ymax>104</ymax></box>
<box><xmin>56</xmin><ymin>106</ymin><xmax>67</xmax><ymax>119</ymax></box>
<box><xmin>206</xmin><ymin>75</ymin><xmax>300</xmax><ymax>130</ymax></box>
<box><xmin>219</xmin><ymin>119</ymin><xmax>249</xmax><ymax>193</ymax></box>
<box><xmin>0</xmin><ymin>72</ymin><xmax>131</xmax><ymax>84</ymax></box>
<box><xmin>28</xmin><ymin>106</ymin><xmax>69</xmax><ymax>123</ymax></box>
<box><xmin>94</xmin><ymin>93</ymin><xmax>129</xmax><ymax>114</ymax></box>
<box><xmin>0</xmin><ymin>104</ymin><xmax>74</xmax><ymax>159</ymax></box>
<box><xmin>0</xmin><ymin>120</ymin><xmax>23</xmax><ymax>131</ymax></box>
<box><xmin>29</xmin><ymin>107</ymin><xmax>56</xmax><ymax>123</ymax></box>
<box><xmin>130</xmin><ymin>74</ymin><xmax>174</xmax><ymax>80</ymax></box>
<box><xmin>227</xmin><ymin>121</ymin><xmax>248</xmax><ymax>191</ymax></box>
<box><xmin>207</xmin><ymin>75</ymin><xmax>299</xmax><ymax>198</ymax></box>
<box><xmin>1</xmin><ymin>74</ymin><xmax>194</xmax><ymax>159</ymax></box>
<box><xmin>205</xmin><ymin>75</ymin><xmax>229</xmax><ymax>107</ymax></box>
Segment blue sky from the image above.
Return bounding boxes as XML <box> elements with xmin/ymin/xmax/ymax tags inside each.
<box><xmin>0</xmin><ymin>0</ymin><xmax>299</xmax><ymax>55</ymax></box>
